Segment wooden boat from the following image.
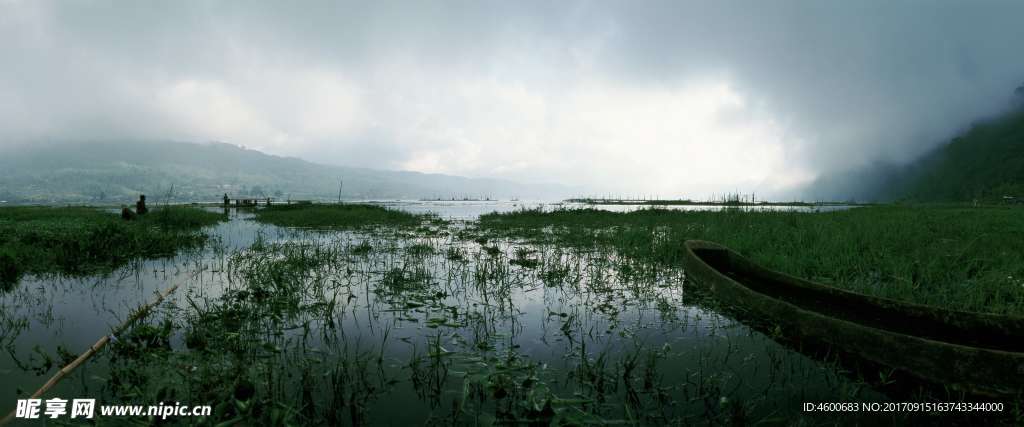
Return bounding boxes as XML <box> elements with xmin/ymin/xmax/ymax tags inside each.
<box><xmin>681</xmin><ymin>240</ymin><xmax>1024</xmax><ymax>398</ymax></box>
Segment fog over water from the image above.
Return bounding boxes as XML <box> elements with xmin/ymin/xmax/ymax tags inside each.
<box><xmin>3</xmin><ymin>1</ymin><xmax>1024</xmax><ymax>198</ymax></box>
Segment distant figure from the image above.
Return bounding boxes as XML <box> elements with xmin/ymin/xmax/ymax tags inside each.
<box><xmin>223</xmin><ymin>193</ymin><xmax>230</xmax><ymax>206</ymax></box>
<box><xmin>136</xmin><ymin>194</ymin><xmax>148</xmax><ymax>215</ymax></box>
<box><xmin>121</xmin><ymin>206</ymin><xmax>136</xmax><ymax>221</ymax></box>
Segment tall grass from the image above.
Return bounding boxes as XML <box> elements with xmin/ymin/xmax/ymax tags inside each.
<box><xmin>0</xmin><ymin>206</ymin><xmax>223</xmax><ymax>286</ymax></box>
<box><xmin>480</xmin><ymin>205</ymin><xmax>1024</xmax><ymax>315</ymax></box>
<box><xmin>87</xmin><ymin>219</ymin><xmax>968</xmax><ymax>425</ymax></box>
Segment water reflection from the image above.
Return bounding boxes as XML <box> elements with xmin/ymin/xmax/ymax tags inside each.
<box><xmin>1</xmin><ymin>205</ymin><xmax>879</xmax><ymax>424</ymax></box>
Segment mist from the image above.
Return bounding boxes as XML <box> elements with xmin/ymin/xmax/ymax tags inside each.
<box><xmin>3</xmin><ymin>1</ymin><xmax>1024</xmax><ymax>199</ymax></box>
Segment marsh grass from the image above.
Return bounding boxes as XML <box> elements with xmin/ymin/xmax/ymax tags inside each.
<box><xmin>253</xmin><ymin>203</ymin><xmax>432</xmax><ymax>229</ymax></box>
<box><xmin>90</xmin><ymin>222</ymin><xmax>923</xmax><ymax>425</ymax></box>
<box><xmin>480</xmin><ymin>205</ymin><xmax>1024</xmax><ymax>315</ymax></box>
<box><xmin>14</xmin><ymin>208</ymin><xmax>1007</xmax><ymax>425</ymax></box>
<box><xmin>0</xmin><ymin>206</ymin><xmax>223</xmax><ymax>287</ymax></box>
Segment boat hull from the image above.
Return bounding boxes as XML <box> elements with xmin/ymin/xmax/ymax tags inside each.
<box><xmin>681</xmin><ymin>240</ymin><xmax>1024</xmax><ymax>399</ymax></box>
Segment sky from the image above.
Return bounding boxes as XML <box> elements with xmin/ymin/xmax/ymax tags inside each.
<box><xmin>3</xmin><ymin>1</ymin><xmax>1024</xmax><ymax>199</ymax></box>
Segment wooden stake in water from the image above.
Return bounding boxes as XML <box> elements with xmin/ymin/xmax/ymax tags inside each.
<box><xmin>0</xmin><ymin>284</ymin><xmax>181</xmax><ymax>426</ymax></box>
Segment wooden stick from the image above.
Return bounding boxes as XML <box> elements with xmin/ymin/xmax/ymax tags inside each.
<box><xmin>0</xmin><ymin>284</ymin><xmax>180</xmax><ymax>426</ymax></box>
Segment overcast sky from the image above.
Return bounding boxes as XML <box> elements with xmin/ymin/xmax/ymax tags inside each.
<box><xmin>3</xmin><ymin>1</ymin><xmax>1024</xmax><ymax>198</ymax></box>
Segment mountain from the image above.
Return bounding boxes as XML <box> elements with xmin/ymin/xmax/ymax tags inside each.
<box><xmin>0</xmin><ymin>140</ymin><xmax>572</xmax><ymax>204</ymax></box>
<box><xmin>894</xmin><ymin>108</ymin><xmax>1024</xmax><ymax>202</ymax></box>
<box><xmin>807</xmin><ymin>85</ymin><xmax>1024</xmax><ymax>203</ymax></box>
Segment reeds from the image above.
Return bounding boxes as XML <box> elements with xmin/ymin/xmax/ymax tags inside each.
<box><xmin>480</xmin><ymin>205</ymin><xmax>1024</xmax><ymax>315</ymax></box>
<box><xmin>3</xmin><ymin>207</ymin><xmax>976</xmax><ymax>425</ymax></box>
<box><xmin>0</xmin><ymin>206</ymin><xmax>223</xmax><ymax>287</ymax></box>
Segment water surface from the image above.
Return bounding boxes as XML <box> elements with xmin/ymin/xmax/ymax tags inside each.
<box><xmin>0</xmin><ymin>204</ymin><xmax>884</xmax><ymax>424</ymax></box>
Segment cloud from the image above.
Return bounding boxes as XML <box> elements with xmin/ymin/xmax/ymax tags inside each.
<box><xmin>2</xmin><ymin>1</ymin><xmax>1023</xmax><ymax>198</ymax></box>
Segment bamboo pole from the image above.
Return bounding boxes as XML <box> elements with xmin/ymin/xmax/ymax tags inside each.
<box><xmin>0</xmin><ymin>284</ymin><xmax>180</xmax><ymax>426</ymax></box>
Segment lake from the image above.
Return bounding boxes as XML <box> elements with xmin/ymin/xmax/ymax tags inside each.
<box><xmin>0</xmin><ymin>203</ymin><xmax>891</xmax><ymax>425</ymax></box>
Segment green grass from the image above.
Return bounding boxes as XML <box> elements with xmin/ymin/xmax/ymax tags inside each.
<box><xmin>567</xmin><ymin>195</ymin><xmax>860</xmax><ymax>206</ymax></box>
<box><xmin>54</xmin><ymin>212</ymin><xmax>1011</xmax><ymax>424</ymax></box>
<box><xmin>479</xmin><ymin>205</ymin><xmax>1024</xmax><ymax>315</ymax></box>
<box><xmin>106</xmin><ymin>225</ymin><xmax>929</xmax><ymax>425</ymax></box>
<box><xmin>253</xmin><ymin>203</ymin><xmax>431</xmax><ymax>229</ymax></box>
<box><xmin>0</xmin><ymin>205</ymin><xmax>224</xmax><ymax>286</ymax></box>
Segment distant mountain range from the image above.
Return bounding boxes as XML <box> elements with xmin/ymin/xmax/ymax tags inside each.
<box><xmin>7</xmin><ymin>91</ymin><xmax>1023</xmax><ymax>206</ymax></box>
<box><xmin>894</xmin><ymin>108</ymin><xmax>1024</xmax><ymax>202</ymax></box>
<box><xmin>0</xmin><ymin>140</ymin><xmax>572</xmax><ymax>204</ymax></box>
<box><xmin>808</xmin><ymin>84</ymin><xmax>1024</xmax><ymax>203</ymax></box>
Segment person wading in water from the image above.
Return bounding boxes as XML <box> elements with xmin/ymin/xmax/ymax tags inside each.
<box><xmin>136</xmin><ymin>194</ymin><xmax>148</xmax><ymax>215</ymax></box>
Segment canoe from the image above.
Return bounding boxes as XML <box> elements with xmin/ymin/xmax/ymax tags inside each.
<box><xmin>681</xmin><ymin>240</ymin><xmax>1024</xmax><ymax>398</ymax></box>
